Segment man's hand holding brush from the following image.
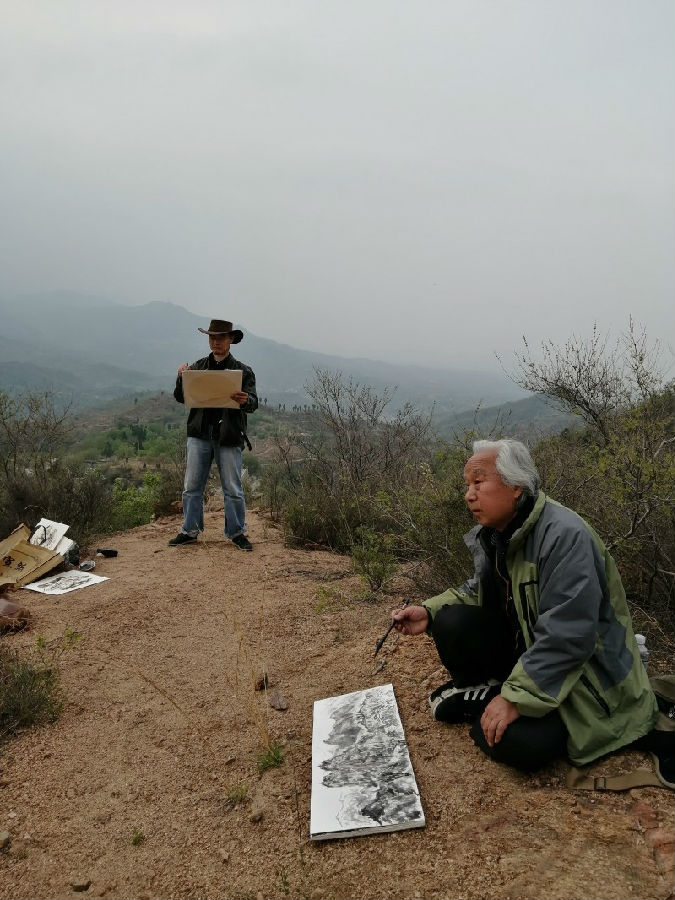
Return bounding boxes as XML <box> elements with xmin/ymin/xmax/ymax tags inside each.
<box><xmin>391</xmin><ymin>604</ymin><xmax>431</xmax><ymax>636</ymax></box>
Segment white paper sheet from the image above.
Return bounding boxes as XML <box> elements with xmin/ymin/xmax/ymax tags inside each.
<box><xmin>55</xmin><ymin>536</ymin><xmax>77</xmax><ymax>558</ymax></box>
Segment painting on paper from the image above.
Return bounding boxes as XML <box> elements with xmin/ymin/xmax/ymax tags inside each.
<box><xmin>22</xmin><ymin>571</ymin><xmax>108</xmax><ymax>595</ymax></box>
<box><xmin>29</xmin><ymin>518</ymin><xmax>69</xmax><ymax>552</ymax></box>
<box><xmin>310</xmin><ymin>683</ymin><xmax>425</xmax><ymax>840</ymax></box>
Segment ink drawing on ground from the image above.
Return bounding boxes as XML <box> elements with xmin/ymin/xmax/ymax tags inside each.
<box><xmin>310</xmin><ymin>683</ymin><xmax>425</xmax><ymax>840</ymax></box>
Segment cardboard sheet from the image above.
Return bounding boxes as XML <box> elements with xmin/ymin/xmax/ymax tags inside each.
<box><xmin>0</xmin><ymin>524</ymin><xmax>64</xmax><ymax>587</ymax></box>
<box><xmin>181</xmin><ymin>369</ymin><xmax>243</xmax><ymax>408</ymax></box>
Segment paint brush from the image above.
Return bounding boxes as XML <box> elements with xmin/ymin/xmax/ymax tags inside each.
<box><xmin>374</xmin><ymin>599</ymin><xmax>410</xmax><ymax>657</ymax></box>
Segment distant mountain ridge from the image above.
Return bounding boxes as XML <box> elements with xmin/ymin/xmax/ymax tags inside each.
<box><xmin>433</xmin><ymin>393</ymin><xmax>578</xmax><ymax>440</ymax></box>
<box><xmin>0</xmin><ymin>291</ymin><xmax>535</xmax><ymax>423</ymax></box>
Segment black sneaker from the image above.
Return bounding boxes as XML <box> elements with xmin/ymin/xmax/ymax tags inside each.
<box><xmin>632</xmin><ymin>729</ymin><xmax>675</xmax><ymax>789</ymax></box>
<box><xmin>429</xmin><ymin>679</ymin><xmax>501</xmax><ymax>723</ymax></box>
<box><xmin>168</xmin><ymin>532</ymin><xmax>198</xmax><ymax>546</ymax></box>
<box><xmin>232</xmin><ymin>534</ymin><xmax>253</xmax><ymax>551</ymax></box>
<box><xmin>651</xmin><ymin>751</ymin><xmax>675</xmax><ymax>790</ymax></box>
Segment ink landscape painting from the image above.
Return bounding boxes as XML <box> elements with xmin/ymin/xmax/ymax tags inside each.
<box><xmin>310</xmin><ymin>683</ymin><xmax>425</xmax><ymax>841</ymax></box>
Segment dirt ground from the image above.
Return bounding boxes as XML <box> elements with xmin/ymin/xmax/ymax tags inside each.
<box><xmin>1</xmin><ymin>508</ymin><xmax>673</xmax><ymax>900</ymax></box>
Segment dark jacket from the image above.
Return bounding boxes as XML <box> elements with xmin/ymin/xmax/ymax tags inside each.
<box><xmin>423</xmin><ymin>491</ymin><xmax>658</xmax><ymax>765</ymax></box>
<box><xmin>173</xmin><ymin>353</ymin><xmax>258</xmax><ymax>449</ymax></box>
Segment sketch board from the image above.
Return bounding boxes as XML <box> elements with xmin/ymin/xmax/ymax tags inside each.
<box><xmin>22</xmin><ymin>571</ymin><xmax>108</xmax><ymax>594</ymax></box>
<box><xmin>310</xmin><ymin>683</ymin><xmax>425</xmax><ymax>841</ymax></box>
<box><xmin>181</xmin><ymin>369</ymin><xmax>243</xmax><ymax>408</ymax></box>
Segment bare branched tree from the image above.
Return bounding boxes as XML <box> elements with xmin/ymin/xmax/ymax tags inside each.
<box><xmin>262</xmin><ymin>369</ymin><xmax>435</xmax><ymax>552</ymax></box>
<box><xmin>508</xmin><ymin>321</ymin><xmax>674</xmax><ymax>619</ymax></box>
<box><xmin>304</xmin><ymin>368</ymin><xmax>433</xmax><ymax>490</ymax></box>
<box><xmin>509</xmin><ymin>319</ymin><xmax>667</xmax><ymax>444</ymax></box>
<box><xmin>0</xmin><ymin>390</ymin><xmax>112</xmax><ymax>543</ymax></box>
<box><xmin>0</xmin><ymin>391</ymin><xmax>73</xmax><ymax>487</ymax></box>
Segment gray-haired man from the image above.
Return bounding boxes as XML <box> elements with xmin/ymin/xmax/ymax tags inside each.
<box><xmin>392</xmin><ymin>439</ymin><xmax>658</xmax><ymax>774</ymax></box>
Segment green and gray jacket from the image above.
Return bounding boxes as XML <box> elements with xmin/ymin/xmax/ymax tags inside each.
<box><xmin>423</xmin><ymin>491</ymin><xmax>658</xmax><ymax>765</ymax></box>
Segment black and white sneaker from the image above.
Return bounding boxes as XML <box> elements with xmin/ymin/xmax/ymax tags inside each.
<box><xmin>429</xmin><ymin>679</ymin><xmax>501</xmax><ymax>723</ymax></box>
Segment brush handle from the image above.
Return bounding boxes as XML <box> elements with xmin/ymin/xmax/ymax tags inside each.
<box><xmin>374</xmin><ymin>621</ymin><xmax>396</xmax><ymax>657</ymax></box>
<box><xmin>373</xmin><ymin>599</ymin><xmax>410</xmax><ymax>657</ymax></box>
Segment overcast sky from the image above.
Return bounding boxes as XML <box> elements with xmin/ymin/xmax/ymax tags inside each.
<box><xmin>1</xmin><ymin>1</ymin><xmax>673</xmax><ymax>370</ymax></box>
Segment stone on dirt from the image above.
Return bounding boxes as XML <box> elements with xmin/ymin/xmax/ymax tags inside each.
<box><xmin>268</xmin><ymin>689</ymin><xmax>288</xmax><ymax>710</ymax></box>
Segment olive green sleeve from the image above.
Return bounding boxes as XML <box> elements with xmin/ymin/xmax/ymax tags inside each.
<box><xmin>423</xmin><ymin>586</ymin><xmax>480</xmax><ymax>623</ymax></box>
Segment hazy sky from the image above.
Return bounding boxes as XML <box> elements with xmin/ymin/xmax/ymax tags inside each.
<box><xmin>1</xmin><ymin>1</ymin><xmax>673</xmax><ymax>369</ymax></box>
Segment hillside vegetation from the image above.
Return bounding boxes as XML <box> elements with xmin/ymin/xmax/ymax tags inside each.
<box><xmin>1</xmin><ymin>323</ymin><xmax>672</xmax><ymax>657</ymax></box>
<box><xmin>0</xmin><ymin>322</ymin><xmax>673</xmax><ymax>898</ymax></box>
<box><xmin>261</xmin><ymin>324</ymin><xmax>674</xmax><ymax>657</ymax></box>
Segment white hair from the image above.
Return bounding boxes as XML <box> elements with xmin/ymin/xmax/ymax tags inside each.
<box><xmin>472</xmin><ymin>439</ymin><xmax>541</xmax><ymax>496</ymax></box>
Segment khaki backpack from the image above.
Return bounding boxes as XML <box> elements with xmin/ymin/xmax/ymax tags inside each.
<box><xmin>567</xmin><ymin>674</ymin><xmax>675</xmax><ymax>792</ymax></box>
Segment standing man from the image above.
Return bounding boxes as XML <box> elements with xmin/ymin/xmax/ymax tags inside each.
<box><xmin>392</xmin><ymin>439</ymin><xmax>658</xmax><ymax>773</ymax></box>
<box><xmin>170</xmin><ymin>318</ymin><xmax>258</xmax><ymax>550</ymax></box>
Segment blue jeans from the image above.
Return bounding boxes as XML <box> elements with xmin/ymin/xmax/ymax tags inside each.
<box><xmin>181</xmin><ymin>437</ymin><xmax>246</xmax><ymax>539</ymax></box>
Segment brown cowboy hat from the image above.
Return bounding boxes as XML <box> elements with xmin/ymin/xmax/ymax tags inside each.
<box><xmin>197</xmin><ymin>319</ymin><xmax>243</xmax><ymax>343</ymax></box>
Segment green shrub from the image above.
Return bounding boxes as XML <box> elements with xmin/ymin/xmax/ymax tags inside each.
<box><xmin>283</xmin><ymin>480</ymin><xmax>366</xmax><ymax>551</ymax></box>
<box><xmin>262</xmin><ymin>372</ymin><xmax>433</xmax><ymax>556</ymax></box>
<box><xmin>259</xmin><ymin>460</ymin><xmax>296</xmax><ymax>525</ymax></box>
<box><xmin>224</xmin><ymin>783</ymin><xmax>249</xmax><ymax>806</ymax></box>
<box><xmin>110</xmin><ymin>471</ymin><xmax>161</xmax><ymax>529</ymax></box>
<box><xmin>372</xmin><ymin>448</ymin><xmax>476</xmax><ymax>594</ymax></box>
<box><xmin>0</xmin><ymin>462</ymin><xmax>113</xmax><ymax>548</ymax></box>
<box><xmin>242</xmin><ymin>452</ymin><xmax>261</xmax><ymax>476</ymax></box>
<box><xmin>351</xmin><ymin>526</ymin><xmax>397</xmax><ymax>594</ymax></box>
<box><xmin>0</xmin><ymin>644</ymin><xmax>63</xmax><ymax>743</ymax></box>
<box><xmin>149</xmin><ymin>468</ymin><xmax>183</xmax><ymax>518</ymax></box>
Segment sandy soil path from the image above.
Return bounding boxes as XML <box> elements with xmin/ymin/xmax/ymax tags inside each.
<box><xmin>1</xmin><ymin>509</ymin><xmax>673</xmax><ymax>900</ymax></box>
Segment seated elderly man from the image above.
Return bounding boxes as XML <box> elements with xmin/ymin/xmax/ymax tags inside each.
<box><xmin>393</xmin><ymin>438</ymin><xmax>658</xmax><ymax>772</ymax></box>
